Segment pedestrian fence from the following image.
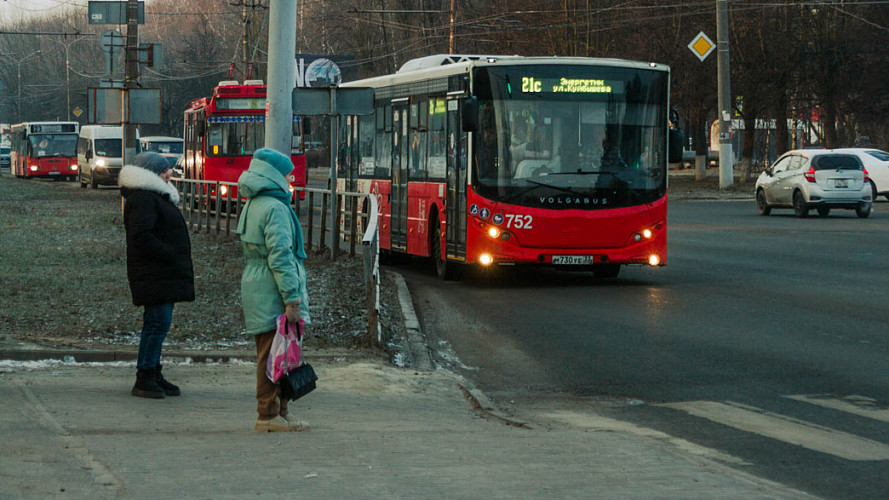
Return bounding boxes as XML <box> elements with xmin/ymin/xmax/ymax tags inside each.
<box><xmin>172</xmin><ymin>178</ymin><xmax>382</xmax><ymax>343</ymax></box>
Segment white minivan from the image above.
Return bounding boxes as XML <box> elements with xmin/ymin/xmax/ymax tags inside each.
<box><xmin>78</xmin><ymin>125</ymin><xmax>139</xmax><ymax>188</ymax></box>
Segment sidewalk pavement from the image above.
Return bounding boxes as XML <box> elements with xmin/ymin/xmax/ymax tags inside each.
<box><xmin>1</xmin><ymin>354</ymin><xmax>812</xmax><ymax>499</ymax></box>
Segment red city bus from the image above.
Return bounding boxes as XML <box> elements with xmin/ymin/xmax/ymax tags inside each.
<box><xmin>338</xmin><ymin>55</ymin><xmax>682</xmax><ymax>279</ymax></box>
<box><xmin>10</xmin><ymin>121</ymin><xmax>80</xmax><ymax>181</ymax></box>
<box><xmin>182</xmin><ymin>79</ymin><xmax>306</xmax><ymax>199</ymax></box>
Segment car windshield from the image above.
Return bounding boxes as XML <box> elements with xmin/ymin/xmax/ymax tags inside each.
<box><xmin>94</xmin><ymin>139</ymin><xmax>122</xmax><ymax>157</ymax></box>
<box><xmin>865</xmin><ymin>150</ymin><xmax>889</xmax><ymax>161</ymax></box>
<box><xmin>28</xmin><ymin>134</ymin><xmax>77</xmax><ymax>157</ymax></box>
<box><xmin>812</xmin><ymin>155</ymin><xmax>861</xmax><ymax>171</ymax></box>
<box><xmin>146</xmin><ymin>141</ymin><xmax>183</xmax><ymax>154</ymax></box>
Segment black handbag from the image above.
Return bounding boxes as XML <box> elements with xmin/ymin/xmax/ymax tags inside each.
<box><xmin>279</xmin><ymin>363</ymin><xmax>318</xmax><ymax>401</ymax></box>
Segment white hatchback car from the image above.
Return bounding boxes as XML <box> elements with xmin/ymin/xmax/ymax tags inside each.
<box><xmin>834</xmin><ymin>148</ymin><xmax>889</xmax><ymax>201</ymax></box>
<box><xmin>755</xmin><ymin>149</ymin><xmax>872</xmax><ymax>218</ymax></box>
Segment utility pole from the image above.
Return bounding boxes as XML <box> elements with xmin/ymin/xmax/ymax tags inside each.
<box><xmin>123</xmin><ymin>0</ymin><xmax>139</xmax><ymax>166</ymax></box>
<box><xmin>716</xmin><ymin>0</ymin><xmax>733</xmax><ymax>189</ymax></box>
<box><xmin>449</xmin><ymin>0</ymin><xmax>456</xmax><ymax>54</ymax></box>
<box><xmin>265</xmin><ymin>0</ymin><xmax>296</xmax><ymax>156</ymax></box>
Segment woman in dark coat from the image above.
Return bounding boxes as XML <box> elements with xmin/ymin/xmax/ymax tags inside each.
<box><xmin>119</xmin><ymin>152</ymin><xmax>195</xmax><ymax>399</ymax></box>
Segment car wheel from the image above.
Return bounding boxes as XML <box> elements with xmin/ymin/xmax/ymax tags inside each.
<box><xmin>870</xmin><ymin>180</ymin><xmax>878</xmax><ymax>201</ymax></box>
<box><xmin>856</xmin><ymin>202</ymin><xmax>872</xmax><ymax>218</ymax></box>
<box><xmin>756</xmin><ymin>189</ymin><xmax>771</xmax><ymax>215</ymax></box>
<box><xmin>90</xmin><ymin>171</ymin><xmax>98</xmax><ymax>189</ymax></box>
<box><xmin>817</xmin><ymin>207</ymin><xmax>830</xmax><ymax>217</ymax></box>
<box><xmin>793</xmin><ymin>191</ymin><xmax>809</xmax><ymax>218</ymax></box>
<box><xmin>592</xmin><ymin>263</ymin><xmax>621</xmax><ymax>278</ymax></box>
<box><xmin>79</xmin><ymin>171</ymin><xmax>87</xmax><ymax>188</ymax></box>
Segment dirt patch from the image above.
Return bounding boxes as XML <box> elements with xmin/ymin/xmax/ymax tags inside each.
<box><xmin>0</xmin><ymin>173</ymin><xmax>402</xmax><ymax>357</ymax></box>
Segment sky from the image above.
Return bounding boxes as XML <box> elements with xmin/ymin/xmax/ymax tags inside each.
<box><xmin>0</xmin><ymin>0</ymin><xmax>87</xmax><ymax>23</ymax></box>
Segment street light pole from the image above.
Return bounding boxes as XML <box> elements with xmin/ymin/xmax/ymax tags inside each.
<box><xmin>42</xmin><ymin>36</ymin><xmax>92</xmax><ymax>121</ymax></box>
<box><xmin>17</xmin><ymin>50</ymin><xmax>43</xmax><ymax>122</ymax></box>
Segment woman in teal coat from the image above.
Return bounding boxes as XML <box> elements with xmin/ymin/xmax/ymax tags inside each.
<box><xmin>236</xmin><ymin>148</ymin><xmax>310</xmax><ymax>432</ymax></box>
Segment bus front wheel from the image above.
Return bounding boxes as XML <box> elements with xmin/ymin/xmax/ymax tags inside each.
<box><xmin>432</xmin><ymin>226</ymin><xmax>456</xmax><ymax>280</ymax></box>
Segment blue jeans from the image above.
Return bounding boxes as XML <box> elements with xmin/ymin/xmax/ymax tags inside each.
<box><xmin>136</xmin><ymin>303</ymin><xmax>174</xmax><ymax>371</ymax></box>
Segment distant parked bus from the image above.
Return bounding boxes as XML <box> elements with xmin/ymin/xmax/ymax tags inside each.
<box><xmin>182</xmin><ymin>79</ymin><xmax>307</xmax><ymax>200</ymax></box>
<box><xmin>9</xmin><ymin>121</ymin><xmax>80</xmax><ymax>180</ymax></box>
<box><xmin>338</xmin><ymin>54</ymin><xmax>682</xmax><ymax>279</ymax></box>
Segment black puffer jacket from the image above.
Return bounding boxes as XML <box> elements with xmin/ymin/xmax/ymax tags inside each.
<box><xmin>119</xmin><ymin>165</ymin><xmax>195</xmax><ymax>306</ymax></box>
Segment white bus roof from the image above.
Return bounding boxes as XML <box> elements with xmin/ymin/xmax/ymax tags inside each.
<box><xmin>342</xmin><ymin>54</ymin><xmax>670</xmax><ymax>90</ymax></box>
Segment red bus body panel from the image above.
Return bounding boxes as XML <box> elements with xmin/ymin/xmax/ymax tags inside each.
<box><xmin>461</xmin><ymin>187</ymin><xmax>667</xmax><ymax>266</ymax></box>
<box><xmin>14</xmin><ymin>155</ymin><xmax>77</xmax><ymax>178</ymax></box>
<box><xmin>364</xmin><ymin>179</ymin><xmax>666</xmax><ymax>267</ymax></box>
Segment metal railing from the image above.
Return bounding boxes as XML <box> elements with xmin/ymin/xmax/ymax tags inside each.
<box><xmin>172</xmin><ymin>178</ymin><xmax>382</xmax><ymax>342</ymax></box>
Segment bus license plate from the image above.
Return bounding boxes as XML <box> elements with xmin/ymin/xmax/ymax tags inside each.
<box><xmin>48</xmin><ymin>171</ymin><xmax>60</xmax><ymax>175</ymax></box>
<box><xmin>834</xmin><ymin>178</ymin><xmax>849</xmax><ymax>188</ymax></box>
<box><xmin>552</xmin><ymin>255</ymin><xmax>594</xmax><ymax>265</ymax></box>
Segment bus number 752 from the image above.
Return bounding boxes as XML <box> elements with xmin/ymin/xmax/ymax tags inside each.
<box><xmin>504</xmin><ymin>214</ymin><xmax>533</xmax><ymax>229</ymax></box>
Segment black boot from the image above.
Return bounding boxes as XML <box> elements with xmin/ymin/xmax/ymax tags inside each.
<box><xmin>155</xmin><ymin>365</ymin><xmax>181</xmax><ymax>396</ymax></box>
<box><xmin>132</xmin><ymin>369</ymin><xmax>165</xmax><ymax>399</ymax></box>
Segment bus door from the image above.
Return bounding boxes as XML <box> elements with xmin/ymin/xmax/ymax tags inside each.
<box><xmin>445</xmin><ymin>97</ymin><xmax>467</xmax><ymax>260</ymax></box>
<box><xmin>390</xmin><ymin>99</ymin><xmax>410</xmax><ymax>252</ymax></box>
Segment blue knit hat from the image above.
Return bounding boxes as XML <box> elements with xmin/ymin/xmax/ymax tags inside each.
<box><xmin>252</xmin><ymin>148</ymin><xmax>293</xmax><ymax>177</ymax></box>
<box><xmin>134</xmin><ymin>152</ymin><xmax>171</xmax><ymax>175</ymax></box>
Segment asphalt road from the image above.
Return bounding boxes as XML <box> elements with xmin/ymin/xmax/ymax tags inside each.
<box><xmin>397</xmin><ymin>199</ymin><xmax>889</xmax><ymax>500</ymax></box>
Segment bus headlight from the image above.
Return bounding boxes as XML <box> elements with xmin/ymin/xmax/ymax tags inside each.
<box><xmin>479</xmin><ymin>253</ymin><xmax>494</xmax><ymax>266</ymax></box>
<box><xmin>633</xmin><ymin>228</ymin><xmax>655</xmax><ymax>242</ymax></box>
<box><xmin>29</xmin><ymin>165</ymin><xmax>39</xmax><ymax>172</ymax></box>
<box><xmin>648</xmin><ymin>254</ymin><xmax>660</xmax><ymax>266</ymax></box>
<box><xmin>219</xmin><ymin>185</ymin><xmax>229</xmax><ymax>197</ymax></box>
<box><xmin>69</xmin><ymin>164</ymin><xmax>78</xmax><ymax>171</ymax></box>
<box><xmin>487</xmin><ymin>227</ymin><xmax>500</xmax><ymax>239</ymax></box>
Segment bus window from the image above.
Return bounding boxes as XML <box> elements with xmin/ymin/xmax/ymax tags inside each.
<box><xmin>358</xmin><ymin>114</ymin><xmax>375</xmax><ymax>177</ymax></box>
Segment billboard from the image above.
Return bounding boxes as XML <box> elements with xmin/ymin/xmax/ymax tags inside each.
<box><xmin>294</xmin><ymin>54</ymin><xmax>357</xmax><ymax>88</ymax></box>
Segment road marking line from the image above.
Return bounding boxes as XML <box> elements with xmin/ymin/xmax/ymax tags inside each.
<box><xmin>658</xmin><ymin>400</ymin><xmax>889</xmax><ymax>461</ymax></box>
<box><xmin>785</xmin><ymin>394</ymin><xmax>889</xmax><ymax>424</ymax></box>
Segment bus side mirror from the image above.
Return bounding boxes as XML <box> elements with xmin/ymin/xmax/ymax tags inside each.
<box><xmin>668</xmin><ymin>128</ymin><xmax>684</xmax><ymax>164</ymax></box>
<box><xmin>462</xmin><ymin>97</ymin><xmax>479</xmax><ymax>133</ymax></box>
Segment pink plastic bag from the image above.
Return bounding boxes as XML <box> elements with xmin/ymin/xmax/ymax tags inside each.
<box><xmin>266</xmin><ymin>315</ymin><xmax>305</xmax><ymax>383</ymax></box>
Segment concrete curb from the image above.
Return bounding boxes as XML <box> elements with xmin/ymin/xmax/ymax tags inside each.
<box><xmin>388</xmin><ymin>269</ymin><xmax>435</xmax><ymax>371</ymax></box>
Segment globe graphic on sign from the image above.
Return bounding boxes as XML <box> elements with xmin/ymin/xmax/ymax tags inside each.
<box><xmin>306</xmin><ymin>59</ymin><xmax>342</xmax><ymax>88</ymax></box>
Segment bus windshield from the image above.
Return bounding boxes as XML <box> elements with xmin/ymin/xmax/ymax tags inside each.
<box><xmin>472</xmin><ymin>65</ymin><xmax>668</xmax><ymax>209</ymax></box>
<box><xmin>208</xmin><ymin>122</ymin><xmax>264</xmax><ymax>156</ymax></box>
<box><xmin>29</xmin><ymin>134</ymin><xmax>77</xmax><ymax>157</ymax></box>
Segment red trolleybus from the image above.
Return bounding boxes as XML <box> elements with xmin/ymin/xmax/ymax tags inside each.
<box><xmin>10</xmin><ymin>121</ymin><xmax>80</xmax><ymax>181</ymax></box>
<box><xmin>182</xmin><ymin>80</ymin><xmax>306</xmax><ymax>199</ymax></box>
<box><xmin>338</xmin><ymin>55</ymin><xmax>682</xmax><ymax>279</ymax></box>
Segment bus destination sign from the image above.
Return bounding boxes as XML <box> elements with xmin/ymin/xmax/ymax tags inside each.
<box><xmin>30</xmin><ymin>124</ymin><xmax>77</xmax><ymax>134</ymax></box>
<box><xmin>521</xmin><ymin>76</ymin><xmax>613</xmax><ymax>94</ymax></box>
<box><xmin>216</xmin><ymin>98</ymin><xmax>266</xmax><ymax>111</ymax></box>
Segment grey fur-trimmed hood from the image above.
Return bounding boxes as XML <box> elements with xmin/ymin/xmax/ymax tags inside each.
<box><xmin>118</xmin><ymin>165</ymin><xmax>180</xmax><ymax>205</ymax></box>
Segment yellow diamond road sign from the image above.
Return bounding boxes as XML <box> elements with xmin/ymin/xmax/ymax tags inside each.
<box><xmin>689</xmin><ymin>31</ymin><xmax>715</xmax><ymax>62</ymax></box>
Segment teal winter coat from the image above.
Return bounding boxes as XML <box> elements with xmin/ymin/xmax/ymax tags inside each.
<box><xmin>236</xmin><ymin>159</ymin><xmax>310</xmax><ymax>335</ymax></box>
